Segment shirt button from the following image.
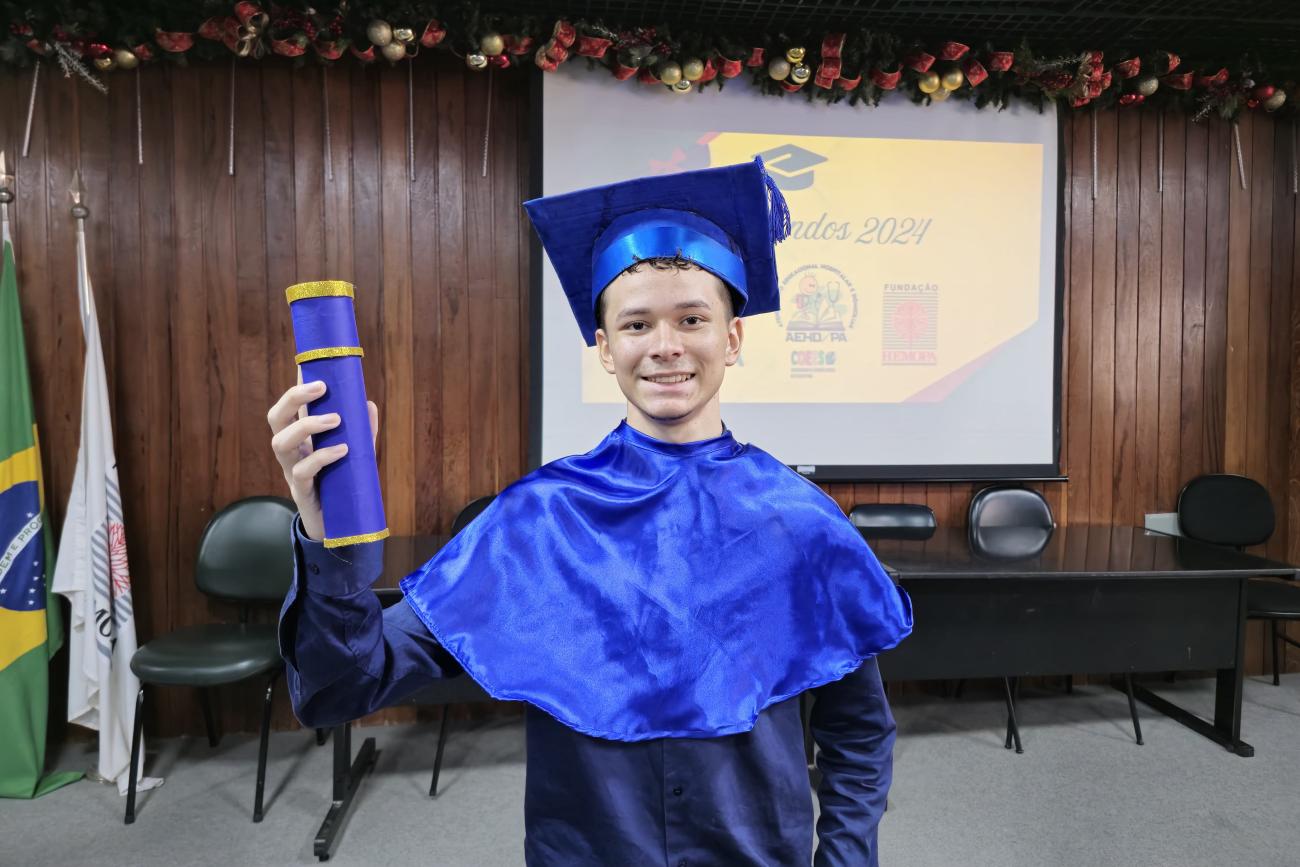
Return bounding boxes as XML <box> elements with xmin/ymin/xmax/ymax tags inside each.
<box><xmin>309</xmin><ymin>563</ymin><xmax>320</xmax><ymax>575</ymax></box>
<box><xmin>672</xmin><ymin>786</ymin><xmax>683</xmax><ymax>796</ymax></box>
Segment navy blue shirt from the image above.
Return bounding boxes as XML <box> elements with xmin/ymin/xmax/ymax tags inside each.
<box><xmin>279</xmin><ymin>520</ymin><xmax>895</xmax><ymax>866</ymax></box>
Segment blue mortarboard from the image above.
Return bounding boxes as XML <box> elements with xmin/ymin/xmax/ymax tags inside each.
<box><xmin>523</xmin><ymin>156</ymin><xmax>792</xmax><ymax>346</ymax></box>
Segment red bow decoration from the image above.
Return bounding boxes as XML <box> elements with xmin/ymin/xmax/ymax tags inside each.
<box><xmin>903</xmin><ymin>50</ymin><xmax>935</xmax><ymax>73</ymax></box>
<box><xmin>987</xmin><ymin>51</ymin><xmax>1014</xmax><ymax>72</ymax></box>
<box><xmin>871</xmin><ymin>67</ymin><xmax>902</xmax><ymax>89</ymax></box>
<box><xmin>503</xmin><ymin>35</ymin><xmax>533</xmax><ymax>55</ymax></box>
<box><xmin>1164</xmin><ymin>71</ymin><xmax>1194</xmax><ymax>90</ymax></box>
<box><xmin>1114</xmin><ymin>57</ymin><xmax>1140</xmax><ymax>78</ymax></box>
<box><xmin>535</xmin><ymin>46</ymin><xmax>560</xmax><ymax>72</ymax></box>
<box><xmin>350</xmin><ymin>44</ymin><xmax>375</xmax><ymax>62</ymax></box>
<box><xmin>1196</xmin><ymin>68</ymin><xmax>1229</xmax><ymax>88</ymax></box>
<box><xmin>962</xmin><ymin>57</ymin><xmax>988</xmax><ymax>87</ymax></box>
<box><xmin>780</xmin><ymin>81</ymin><xmax>803</xmax><ymax>93</ymax></box>
<box><xmin>746</xmin><ymin>47</ymin><xmax>765</xmax><ymax>67</ymax></box>
<box><xmin>938</xmin><ymin>41</ymin><xmax>969</xmax><ymax>61</ymax></box>
<box><xmin>814</xmin><ymin>33</ymin><xmax>845</xmax><ymax>89</ymax></box>
<box><xmin>575</xmin><ymin>35</ymin><xmax>611</xmax><ymax>58</ymax></box>
<box><xmin>837</xmin><ymin>74</ymin><xmax>862</xmax><ymax>90</ymax></box>
<box><xmin>611</xmin><ymin>61</ymin><xmax>638</xmax><ymax>80</ymax></box>
<box><xmin>420</xmin><ymin>20</ymin><xmax>446</xmax><ymax>48</ymax></box>
<box><xmin>698</xmin><ymin>58</ymin><xmax>719</xmax><ymax>84</ymax></box>
<box><xmin>551</xmin><ymin>21</ymin><xmax>576</xmax><ymax>48</ymax></box>
<box><xmin>154</xmin><ymin>29</ymin><xmax>195</xmax><ymax>52</ymax></box>
<box><xmin>720</xmin><ymin>56</ymin><xmax>744</xmax><ymax>78</ymax></box>
<box><xmin>1162</xmin><ymin>51</ymin><xmax>1180</xmax><ymax>73</ymax></box>
<box><xmin>1120</xmin><ymin>93</ymin><xmax>1145</xmax><ymax>106</ymax></box>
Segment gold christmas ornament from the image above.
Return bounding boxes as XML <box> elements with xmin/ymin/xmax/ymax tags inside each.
<box><xmin>930</xmin><ymin>86</ymin><xmax>950</xmax><ymax>102</ymax></box>
<box><xmin>1135</xmin><ymin>74</ymin><xmax>1159</xmax><ymax>97</ymax></box>
<box><xmin>380</xmin><ymin>41</ymin><xmax>407</xmax><ymax>62</ymax></box>
<box><xmin>786</xmin><ymin>46</ymin><xmax>806</xmax><ymax>64</ymax></box>
<box><xmin>480</xmin><ymin>32</ymin><xmax>505</xmax><ymax>57</ymax></box>
<box><xmin>113</xmin><ymin>48</ymin><xmax>138</xmax><ymax>69</ymax></box>
<box><xmin>392</xmin><ymin>27</ymin><xmax>415</xmax><ymax>45</ymax></box>
<box><xmin>941</xmin><ymin>68</ymin><xmax>964</xmax><ymax>90</ymax></box>
<box><xmin>917</xmin><ymin>70</ymin><xmax>941</xmax><ymax>94</ymax></box>
<box><xmin>93</xmin><ymin>56</ymin><xmax>115</xmax><ymax>71</ymax></box>
<box><xmin>682</xmin><ymin>57</ymin><xmax>705</xmax><ymax>81</ymax></box>
<box><xmin>768</xmin><ymin>57</ymin><xmax>791</xmax><ymax>81</ymax></box>
<box><xmin>672</xmin><ymin>80</ymin><xmax>693</xmax><ymax>94</ymax></box>
<box><xmin>1263</xmin><ymin>89</ymin><xmax>1287</xmax><ymax>111</ymax></box>
<box><xmin>466</xmin><ymin>52</ymin><xmax>489</xmax><ymax>70</ymax></box>
<box><xmin>657</xmin><ymin>61</ymin><xmax>683</xmax><ymax>85</ymax></box>
<box><xmin>789</xmin><ymin>64</ymin><xmax>811</xmax><ymax>85</ymax></box>
<box><xmin>366</xmin><ymin>19</ymin><xmax>394</xmax><ymax>47</ymax></box>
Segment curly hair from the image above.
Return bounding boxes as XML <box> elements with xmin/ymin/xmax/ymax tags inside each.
<box><xmin>595</xmin><ymin>255</ymin><xmax>741</xmax><ymax>333</ymax></box>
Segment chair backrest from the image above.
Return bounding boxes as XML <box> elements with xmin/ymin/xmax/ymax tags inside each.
<box><xmin>849</xmin><ymin>503</ymin><xmax>937</xmax><ymax>540</ymax></box>
<box><xmin>968</xmin><ymin>486</ymin><xmax>1054</xmax><ymax>530</ymax></box>
<box><xmin>1176</xmin><ymin>474</ymin><xmax>1274</xmax><ymax>548</ymax></box>
<box><xmin>452</xmin><ymin>495</ymin><xmax>496</xmax><ymax>537</ymax></box>
<box><xmin>195</xmin><ymin>496</ymin><xmax>297</xmax><ymax>602</ymax></box>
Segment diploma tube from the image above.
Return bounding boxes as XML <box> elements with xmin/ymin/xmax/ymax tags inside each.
<box><xmin>285</xmin><ymin>280</ymin><xmax>388</xmax><ymax>548</ymax></box>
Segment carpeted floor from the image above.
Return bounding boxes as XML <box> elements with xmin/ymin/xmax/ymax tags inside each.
<box><xmin>4</xmin><ymin>674</ymin><xmax>1298</xmax><ymax>867</ymax></box>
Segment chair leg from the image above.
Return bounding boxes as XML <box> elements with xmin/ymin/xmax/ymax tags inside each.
<box><xmin>1002</xmin><ymin>677</ymin><xmax>1023</xmax><ymax>754</ymax></box>
<box><xmin>429</xmin><ymin>707</ymin><xmax>453</xmax><ymax>798</ymax></box>
<box><xmin>1065</xmin><ymin>674</ymin><xmax>1074</xmax><ymax>694</ymax></box>
<box><xmin>125</xmin><ymin>687</ymin><xmax>145</xmax><ymax>824</ymax></box>
<box><xmin>199</xmin><ymin>687</ymin><xmax>220</xmax><ymax>748</ymax></box>
<box><xmin>316</xmin><ymin>727</ymin><xmax>327</xmax><ymax>746</ymax></box>
<box><xmin>1123</xmin><ymin>673</ymin><xmax>1144</xmax><ymax>745</ymax></box>
<box><xmin>1272</xmin><ymin>620</ymin><xmax>1281</xmax><ymax>686</ymax></box>
<box><xmin>953</xmin><ymin>678</ymin><xmax>965</xmax><ymax>699</ymax></box>
<box><xmin>253</xmin><ymin>671</ymin><xmax>280</xmax><ymax>823</ymax></box>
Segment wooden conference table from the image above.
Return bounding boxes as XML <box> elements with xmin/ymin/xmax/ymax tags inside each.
<box><xmin>312</xmin><ymin>525</ymin><xmax>1296</xmax><ymax>859</ymax></box>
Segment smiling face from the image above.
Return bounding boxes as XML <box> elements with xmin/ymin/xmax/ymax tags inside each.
<box><xmin>594</xmin><ymin>261</ymin><xmax>743</xmax><ymax>443</ymax></box>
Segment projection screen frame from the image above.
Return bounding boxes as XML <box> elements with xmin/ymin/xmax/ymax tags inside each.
<box><xmin>525</xmin><ymin>67</ymin><xmax>1067</xmax><ymax>484</ymax></box>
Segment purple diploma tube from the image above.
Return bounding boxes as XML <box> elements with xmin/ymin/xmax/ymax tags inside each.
<box><xmin>285</xmin><ymin>281</ymin><xmax>388</xmax><ymax>548</ymax></box>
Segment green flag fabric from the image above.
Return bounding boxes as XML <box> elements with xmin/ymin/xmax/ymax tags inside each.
<box><xmin>0</xmin><ymin>233</ymin><xmax>82</xmax><ymax>798</ymax></box>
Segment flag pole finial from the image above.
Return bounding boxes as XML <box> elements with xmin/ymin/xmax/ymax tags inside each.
<box><xmin>0</xmin><ymin>150</ymin><xmax>12</xmax><ymax>206</ymax></box>
<box><xmin>69</xmin><ymin>168</ymin><xmax>88</xmax><ymax>219</ymax></box>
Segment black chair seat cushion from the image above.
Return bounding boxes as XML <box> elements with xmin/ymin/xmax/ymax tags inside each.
<box><xmin>406</xmin><ymin>675</ymin><xmax>493</xmax><ymax>706</ymax></box>
<box><xmin>1248</xmin><ymin>580</ymin><xmax>1300</xmax><ymax>620</ymax></box>
<box><xmin>131</xmin><ymin>623</ymin><xmax>282</xmax><ymax>687</ymax></box>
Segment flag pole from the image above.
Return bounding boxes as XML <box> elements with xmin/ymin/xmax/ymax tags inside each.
<box><xmin>68</xmin><ymin>170</ymin><xmax>89</xmax><ymax>324</ymax></box>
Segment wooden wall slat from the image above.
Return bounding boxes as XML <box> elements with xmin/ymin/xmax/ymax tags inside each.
<box><xmin>6</xmin><ymin>65</ymin><xmax>1300</xmax><ymax>733</ymax></box>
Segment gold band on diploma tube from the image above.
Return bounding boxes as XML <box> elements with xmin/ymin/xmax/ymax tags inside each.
<box><xmin>324</xmin><ymin>528</ymin><xmax>391</xmax><ymax>548</ymax></box>
<box><xmin>285</xmin><ymin>280</ymin><xmax>356</xmax><ymax>303</ymax></box>
<box><xmin>294</xmin><ymin>346</ymin><xmax>365</xmax><ymax>364</ymax></box>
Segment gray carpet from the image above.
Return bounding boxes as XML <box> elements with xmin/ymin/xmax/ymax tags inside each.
<box><xmin>5</xmin><ymin>675</ymin><xmax>1298</xmax><ymax>867</ymax></box>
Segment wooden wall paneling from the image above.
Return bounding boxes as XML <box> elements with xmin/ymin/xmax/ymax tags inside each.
<box><xmin>1135</xmin><ymin>111</ymin><xmax>1164</xmax><ymax>519</ymax></box>
<box><xmin>1179</xmin><ymin>115</ymin><xmax>1210</xmax><ymax>493</ymax></box>
<box><xmin>1048</xmin><ymin>117</ymin><xmax>1071</xmax><ymax>528</ymax></box>
<box><xmin>166</xmin><ymin>66</ymin><xmax>215</xmax><ymax>735</ymax></box>
<box><xmin>233</xmin><ymin>65</ymin><xmax>273</xmax><ymax>507</ymax></box>
<box><xmin>410</xmin><ymin>58</ymin><xmax>444</xmax><ymax>534</ymax></box>
<box><xmin>493</xmin><ymin>71</ymin><xmax>524</xmax><ymax>491</ymax></box>
<box><xmin>378</xmin><ymin>65</ymin><xmax>416</xmax><ymax>537</ymax></box>
<box><xmin>1089</xmin><ymin>108</ymin><xmax>1118</xmax><ymax>524</ymax></box>
<box><xmin>1224</xmin><ymin>117</ymin><xmax>1253</xmax><ymax>474</ymax></box>
<box><xmin>1203</xmin><ymin>119</ymin><xmax>1232</xmax><ymax>473</ymax></box>
<box><xmin>1267</xmin><ymin>120</ymin><xmax>1296</xmax><ymax>587</ymax></box>
<box><xmin>1066</xmin><ymin>114</ymin><xmax>1094</xmax><ymax>522</ymax></box>
<box><xmin>260</xmin><ymin>65</ymin><xmax>298</xmax><ymax>456</ymax></box>
<box><xmin>515</xmin><ymin>86</ymin><xmax>532</xmax><ymax>478</ymax></box>
<box><xmin>464</xmin><ymin>66</ymin><xmax>500</xmax><ymax>508</ymax></box>
<box><xmin>1112</xmin><ymin>109</ymin><xmax>1140</xmax><ymax>525</ymax></box>
<box><xmin>1246</xmin><ymin>113</ymin><xmax>1275</xmax><ymax>509</ymax></box>
<box><xmin>1157</xmin><ymin>112</ymin><xmax>1187</xmax><ymax>513</ymax></box>
<box><xmin>437</xmin><ymin>58</ymin><xmax>470</xmax><ymax>532</ymax></box>
<box><xmin>1291</xmin><ymin>121</ymin><xmax>1300</xmax><ymax>674</ymax></box>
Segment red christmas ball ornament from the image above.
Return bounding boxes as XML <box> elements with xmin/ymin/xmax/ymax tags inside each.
<box><xmin>1246</xmin><ymin>98</ymin><xmax>1260</xmax><ymax>110</ymax></box>
<box><xmin>1252</xmin><ymin>84</ymin><xmax>1276</xmax><ymax>101</ymax></box>
<box><xmin>87</xmin><ymin>42</ymin><xmax>112</xmax><ymax>59</ymax></box>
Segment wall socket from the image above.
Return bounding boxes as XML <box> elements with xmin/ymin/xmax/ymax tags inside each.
<box><xmin>1144</xmin><ymin>512</ymin><xmax>1181</xmax><ymax>535</ymax></box>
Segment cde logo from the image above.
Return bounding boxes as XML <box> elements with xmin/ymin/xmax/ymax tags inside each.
<box><xmin>775</xmin><ymin>264</ymin><xmax>858</xmax><ymax>379</ymax></box>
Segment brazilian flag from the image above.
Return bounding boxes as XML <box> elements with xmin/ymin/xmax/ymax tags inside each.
<box><xmin>0</xmin><ymin>228</ymin><xmax>81</xmax><ymax>797</ymax></box>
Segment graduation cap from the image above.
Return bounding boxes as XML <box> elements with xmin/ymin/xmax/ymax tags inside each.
<box><xmin>523</xmin><ymin>156</ymin><xmax>792</xmax><ymax>346</ymax></box>
<box><xmin>755</xmin><ymin>143</ymin><xmax>827</xmax><ymax>192</ymax></box>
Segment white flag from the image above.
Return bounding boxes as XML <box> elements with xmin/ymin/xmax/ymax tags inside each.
<box><xmin>52</xmin><ymin>226</ymin><xmax>161</xmax><ymax>795</ymax></box>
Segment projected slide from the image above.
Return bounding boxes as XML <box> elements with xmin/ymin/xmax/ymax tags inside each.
<box><xmin>539</xmin><ymin>65</ymin><xmax>1060</xmax><ymax>476</ymax></box>
<box><xmin>580</xmin><ymin>132</ymin><xmax>1043</xmax><ymax>405</ymax></box>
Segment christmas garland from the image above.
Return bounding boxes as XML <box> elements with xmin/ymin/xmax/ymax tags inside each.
<box><xmin>0</xmin><ymin>2</ymin><xmax>1292</xmax><ymax>120</ymax></box>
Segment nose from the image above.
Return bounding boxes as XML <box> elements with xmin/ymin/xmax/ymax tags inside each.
<box><xmin>650</xmin><ymin>323</ymin><xmax>684</xmax><ymax>361</ymax></box>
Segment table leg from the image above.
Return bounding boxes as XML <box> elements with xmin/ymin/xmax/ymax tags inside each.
<box><xmin>1127</xmin><ymin>578</ymin><xmax>1254</xmax><ymax>758</ymax></box>
<box><xmin>313</xmin><ymin>722</ymin><xmax>381</xmax><ymax>861</ymax></box>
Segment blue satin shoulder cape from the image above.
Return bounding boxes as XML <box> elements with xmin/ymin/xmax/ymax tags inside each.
<box><xmin>399</xmin><ymin>421</ymin><xmax>913</xmax><ymax>741</ymax></box>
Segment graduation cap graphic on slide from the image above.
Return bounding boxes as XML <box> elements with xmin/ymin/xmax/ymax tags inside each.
<box><xmin>523</xmin><ymin>156</ymin><xmax>792</xmax><ymax>346</ymax></box>
<box><xmin>754</xmin><ymin>144</ymin><xmax>827</xmax><ymax>191</ymax></box>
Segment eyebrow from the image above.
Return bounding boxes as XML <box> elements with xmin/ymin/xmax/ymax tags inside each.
<box><xmin>615</xmin><ymin>299</ymin><xmax>713</xmax><ymax>319</ymax></box>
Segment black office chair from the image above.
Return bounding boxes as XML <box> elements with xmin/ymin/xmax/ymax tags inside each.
<box><xmin>411</xmin><ymin>495</ymin><xmax>497</xmax><ymax>797</ymax></box>
<box><xmin>1177</xmin><ymin>474</ymin><xmax>1300</xmax><ymax>686</ymax></box>
<box><xmin>126</xmin><ymin>496</ymin><xmax>297</xmax><ymax>824</ymax></box>
<box><xmin>849</xmin><ymin>503</ymin><xmax>937</xmax><ymax>540</ymax></box>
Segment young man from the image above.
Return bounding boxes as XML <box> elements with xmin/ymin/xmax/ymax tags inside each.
<box><xmin>269</xmin><ymin>158</ymin><xmax>912</xmax><ymax>866</ymax></box>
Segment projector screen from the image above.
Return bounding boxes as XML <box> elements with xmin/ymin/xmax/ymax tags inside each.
<box><xmin>531</xmin><ymin>66</ymin><xmax>1063</xmax><ymax>481</ymax></box>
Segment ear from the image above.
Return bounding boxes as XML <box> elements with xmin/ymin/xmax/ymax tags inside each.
<box><xmin>595</xmin><ymin>328</ymin><xmax>617</xmax><ymax>374</ymax></box>
<box><xmin>724</xmin><ymin>316</ymin><xmax>743</xmax><ymax>367</ymax></box>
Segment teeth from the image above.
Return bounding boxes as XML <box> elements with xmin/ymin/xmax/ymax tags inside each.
<box><xmin>646</xmin><ymin>374</ymin><xmax>692</xmax><ymax>384</ymax></box>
